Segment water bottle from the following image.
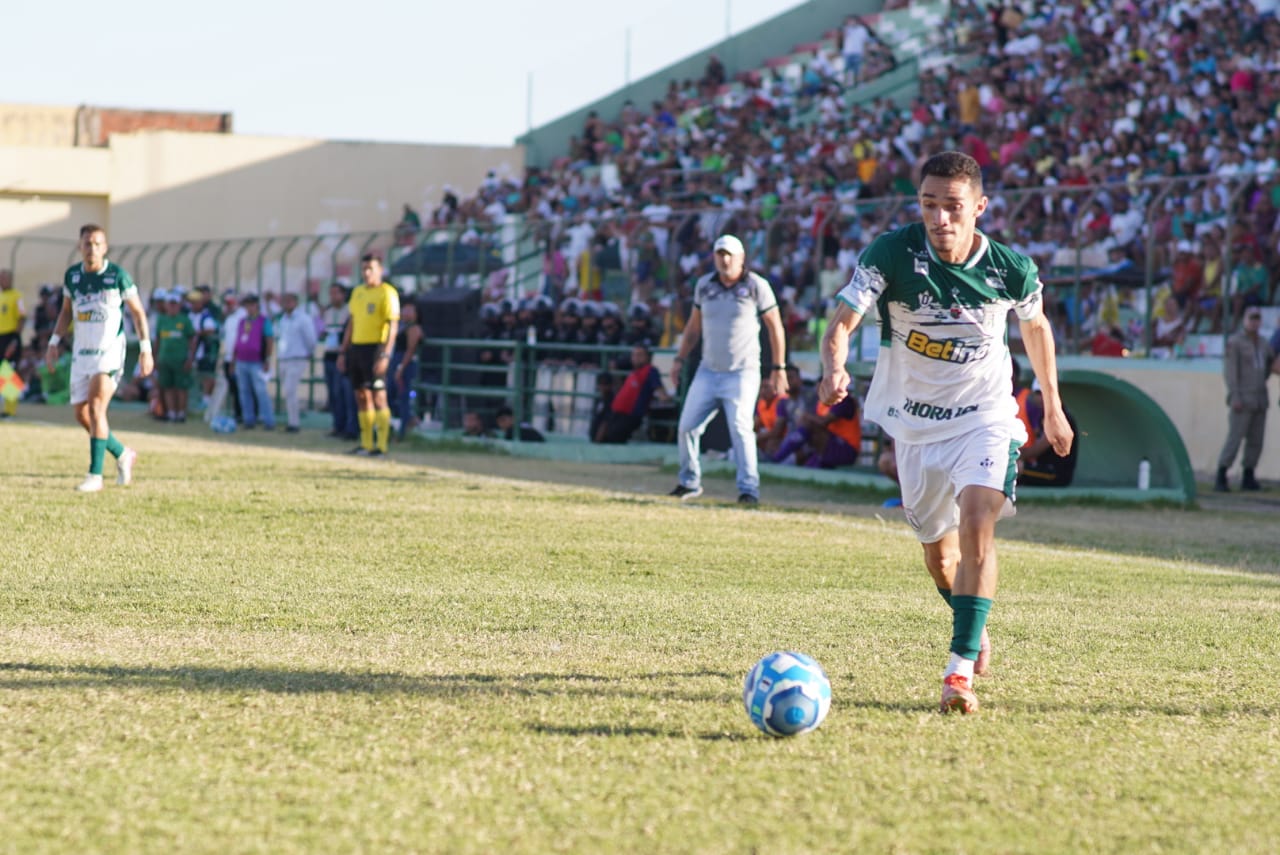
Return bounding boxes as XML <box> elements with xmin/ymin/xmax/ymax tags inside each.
<box><xmin>1137</xmin><ymin>458</ymin><xmax>1151</xmax><ymax>491</ymax></box>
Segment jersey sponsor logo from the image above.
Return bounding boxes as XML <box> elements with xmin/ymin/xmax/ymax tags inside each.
<box><xmin>904</xmin><ymin>329</ymin><xmax>990</xmax><ymax>363</ymax></box>
<box><xmin>896</xmin><ymin>398</ymin><xmax>979</xmax><ymax>422</ymax></box>
<box><xmin>76</xmin><ymin>309</ymin><xmax>106</xmax><ymax>323</ymax></box>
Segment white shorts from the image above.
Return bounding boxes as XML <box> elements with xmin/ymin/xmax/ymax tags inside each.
<box><xmin>69</xmin><ymin>343</ymin><xmax>126</xmax><ymax>405</ymax></box>
<box><xmin>895</xmin><ymin>424</ymin><xmax>1021</xmax><ymax>543</ymax></box>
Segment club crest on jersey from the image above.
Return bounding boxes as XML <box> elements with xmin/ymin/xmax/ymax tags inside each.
<box><xmin>917</xmin><ymin>292</ymin><xmax>937</xmax><ymax>311</ymax></box>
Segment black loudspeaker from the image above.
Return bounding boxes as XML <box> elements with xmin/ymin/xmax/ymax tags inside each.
<box><xmin>415</xmin><ymin>287</ymin><xmax>482</xmax><ymax>338</ymax></box>
<box><xmin>414</xmin><ymin>288</ymin><xmax>486</xmax><ymax>430</ymax></box>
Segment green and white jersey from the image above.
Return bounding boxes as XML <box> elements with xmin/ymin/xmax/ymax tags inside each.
<box><xmin>837</xmin><ymin>223</ymin><xmax>1042</xmax><ymax>444</ymax></box>
<box><xmin>63</xmin><ymin>260</ymin><xmax>138</xmax><ymax>371</ymax></box>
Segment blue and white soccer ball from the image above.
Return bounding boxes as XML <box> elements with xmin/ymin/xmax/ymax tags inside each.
<box><xmin>210</xmin><ymin>415</ymin><xmax>237</xmax><ymax>434</ymax></box>
<box><xmin>743</xmin><ymin>651</ymin><xmax>832</xmax><ymax>737</ymax></box>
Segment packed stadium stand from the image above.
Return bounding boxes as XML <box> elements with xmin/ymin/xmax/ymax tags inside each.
<box><xmin>424</xmin><ymin>0</ymin><xmax>1280</xmax><ymax>366</ymax></box>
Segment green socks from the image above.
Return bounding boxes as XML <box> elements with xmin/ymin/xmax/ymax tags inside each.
<box><xmin>89</xmin><ymin>438</ymin><xmax>107</xmax><ymax>475</ymax></box>
<box><xmin>950</xmin><ymin>595</ymin><xmax>993</xmax><ymax>661</ymax></box>
<box><xmin>105</xmin><ymin>433</ymin><xmax>125</xmax><ymax>458</ymax></box>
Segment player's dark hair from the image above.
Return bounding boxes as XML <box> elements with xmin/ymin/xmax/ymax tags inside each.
<box><xmin>79</xmin><ymin>223</ymin><xmax>106</xmax><ymax>239</ymax></box>
<box><xmin>920</xmin><ymin>151</ymin><xmax>983</xmax><ymax>194</ymax></box>
<box><xmin>361</xmin><ymin>252</ymin><xmax>382</xmax><ymax>264</ymax></box>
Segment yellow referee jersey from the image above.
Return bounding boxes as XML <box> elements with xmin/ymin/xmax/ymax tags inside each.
<box><xmin>0</xmin><ymin>289</ymin><xmax>24</xmax><ymax>335</ymax></box>
<box><xmin>347</xmin><ymin>282</ymin><xmax>400</xmax><ymax>345</ymax></box>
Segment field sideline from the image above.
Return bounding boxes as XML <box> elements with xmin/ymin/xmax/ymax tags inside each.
<box><xmin>2</xmin><ymin>412</ymin><xmax>1278</xmax><ymax>854</ymax></box>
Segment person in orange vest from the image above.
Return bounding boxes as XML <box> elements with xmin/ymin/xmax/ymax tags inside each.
<box><xmin>754</xmin><ymin>370</ymin><xmax>789</xmax><ymax>458</ymax></box>
<box><xmin>1012</xmin><ymin>356</ymin><xmax>1034</xmax><ymax>447</ymax></box>
<box><xmin>803</xmin><ymin>394</ymin><xmax>863</xmax><ymax>468</ymax></box>
<box><xmin>770</xmin><ymin>380</ymin><xmax>862</xmax><ymax>468</ymax></box>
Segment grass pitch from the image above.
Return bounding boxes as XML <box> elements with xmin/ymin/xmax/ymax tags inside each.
<box><xmin>2</xmin><ymin>414</ymin><xmax>1278</xmax><ymax>854</ymax></box>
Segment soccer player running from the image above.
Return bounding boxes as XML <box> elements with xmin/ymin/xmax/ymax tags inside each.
<box><xmin>337</xmin><ymin>253</ymin><xmax>399</xmax><ymax>456</ymax></box>
<box><xmin>45</xmin><ymin>224</ymin><xmax>154</xmax><ymax>492</ymax></box>
<box><xmin>819</xmin><ymin>152</ymin><xmax>1072</xmax><ymax>714</ymax></box>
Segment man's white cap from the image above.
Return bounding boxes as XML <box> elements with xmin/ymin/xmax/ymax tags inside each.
<box><xmin>153</xmin><ymin>289</ymin><xmax>169</xmax><ymax>301</ymax></box>
<box><xmin>713</xmin><ymin>234</ymin><xmax>745</xmax><ymax>256</ymax></box>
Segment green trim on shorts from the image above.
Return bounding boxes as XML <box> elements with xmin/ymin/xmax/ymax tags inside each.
<box><xmin>1004</xmin><ymin>439</ymin><xmax>1020</xmax><ymax>501</ymax></box>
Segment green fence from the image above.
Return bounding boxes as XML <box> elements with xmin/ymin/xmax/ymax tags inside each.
<box><xmin>413</xmin><ymin>338</ymin><xmax>680</xmax><ymax>443</ymax></box>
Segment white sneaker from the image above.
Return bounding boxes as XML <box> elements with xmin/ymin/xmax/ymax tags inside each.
<box><xmin>76</xmin><ymin>474</ymin><xmax>104</xmax><ymax>493</ymax></box>
<box><xmin>116</xmin><ymin>447</ymin><xmax>137</xmax><ymax>486</ymax></box>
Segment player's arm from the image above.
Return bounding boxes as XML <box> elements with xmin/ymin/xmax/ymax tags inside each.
<box><xmin>44</xmin><ymin>296</ymin><xmax>74</xmax><ymax>372</ymax></box>
<box><xmin>670</xmin><ymin>307</ymin><xmax>701</xmax><ymax>388</ymax></box>
<box><xmin>124</xmin><ymin>291</ymin><xmax>155</xmax><ymax>377</ymax></box>
<box><xmin>819</xmin><ymin>302</ymin><xmax>865</xmax><ymax>405</ymax></box>
<box><xmin>1019</xmin><ymin>306</ymin><xmax>1072</xmax><ymax>458</ymax></box>
<box><xmin>760</xmin><ymin>305</ymin><xmax>789</xmax><ymax>397</ymax></box>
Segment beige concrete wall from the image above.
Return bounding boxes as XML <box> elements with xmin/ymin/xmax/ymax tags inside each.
<box><xmin>0</xmin><ymin>130</ymin><xmax>524</xmax><ymax>297</ymax></box>
<box><xmin>0</xmin><ymin>104</ymin><xmax>78</xmax><ymax>147</ymax></box>
<box><xmin>1078</xmin><ymin>356</ymin><xmax>1280</xmax><ymax>482</ymax></box>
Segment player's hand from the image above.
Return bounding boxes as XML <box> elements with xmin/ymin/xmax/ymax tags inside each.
<box><xmin>336</xmin><ymin>354</ymin><xmax>345</xmax><ymax>372</ymax></box>
<box><xmin>138</xmin><ymin>352</ymin><xmax>155</xmax><ymax>378</ymax></box>
<box><xmin>818</xmin><ymin>368</ymin><xmax>850</xmax><ymax>406</ymax></box>
<box><xmin>773</xmin><ymin>370</ymin><xmax>790</xmax><ymax>397</ymax></box>
<box><xmin>44</xmin><ymin>343</ymin><xmax>57</xmax><ymax>373</ymax></box>
<box><xmin>1043</xmin><ymin>408</ymin><xmax>1074</xmax><ymax>457</ymax></box>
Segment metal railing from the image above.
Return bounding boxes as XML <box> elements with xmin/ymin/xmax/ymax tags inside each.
<box><xmin>413</xmin><ymin>338</ymin><xmax>682</xmax><ymax>442</ymax></box>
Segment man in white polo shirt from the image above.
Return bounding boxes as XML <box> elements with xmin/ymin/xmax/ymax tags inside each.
<box><xmin>667</xmin><ymin>234</ymin><xmax>788</xmax><ymax>505</ymax></box>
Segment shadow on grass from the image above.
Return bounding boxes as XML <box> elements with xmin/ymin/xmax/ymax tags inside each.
<box><xmin>528</xmin><ymin>723</ymin><xmax>752</xmax><ymax>741</ymax></box>
<box><xmin>0</xmin><ymin>662</ymin><xmax>736</xmax><ymax>703</ymax></box>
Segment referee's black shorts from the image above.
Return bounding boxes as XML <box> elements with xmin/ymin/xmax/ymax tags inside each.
<box><xmin>346</xmin><ymin>343</ymin><xmax>386</xmax><ymax>390</ymax></box>
<box><xmin>0</xmin><ymin>332</ymin><xmax>21</xmax><ymax>363</ymax></box>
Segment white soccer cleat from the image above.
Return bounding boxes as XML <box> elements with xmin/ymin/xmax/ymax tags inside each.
<box><xmin>76</xmin><ymin>474</ymin><xmax>105</xmax><ymax>493</ymax></box>
<box><xmin>116</xmin><ymin>447</ymin><xmax>137</xmax><ymax>486</ymax></box>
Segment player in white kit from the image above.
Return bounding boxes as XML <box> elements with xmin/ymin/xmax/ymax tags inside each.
<box><xmin>45</xmin><ymin>224</ymin><xmax>154</xmax><ymax>492</ymax></box>
<box><xmin>819</xmin><ymin>152</ymin><xmax>1073</xmax><ymax>714</ymax></box>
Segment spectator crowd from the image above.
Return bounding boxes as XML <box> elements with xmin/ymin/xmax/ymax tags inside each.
<box><xmin>9</xmin><ymin>0</ymin><xmax>1280</xmax><ymax>469</ymax></box>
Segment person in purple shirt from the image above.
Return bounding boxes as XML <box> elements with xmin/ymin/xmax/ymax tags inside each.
<box><xmin>232</xmin><ymin>293</ymin><xmax>275</xmax><ymax>429</ymax></box>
